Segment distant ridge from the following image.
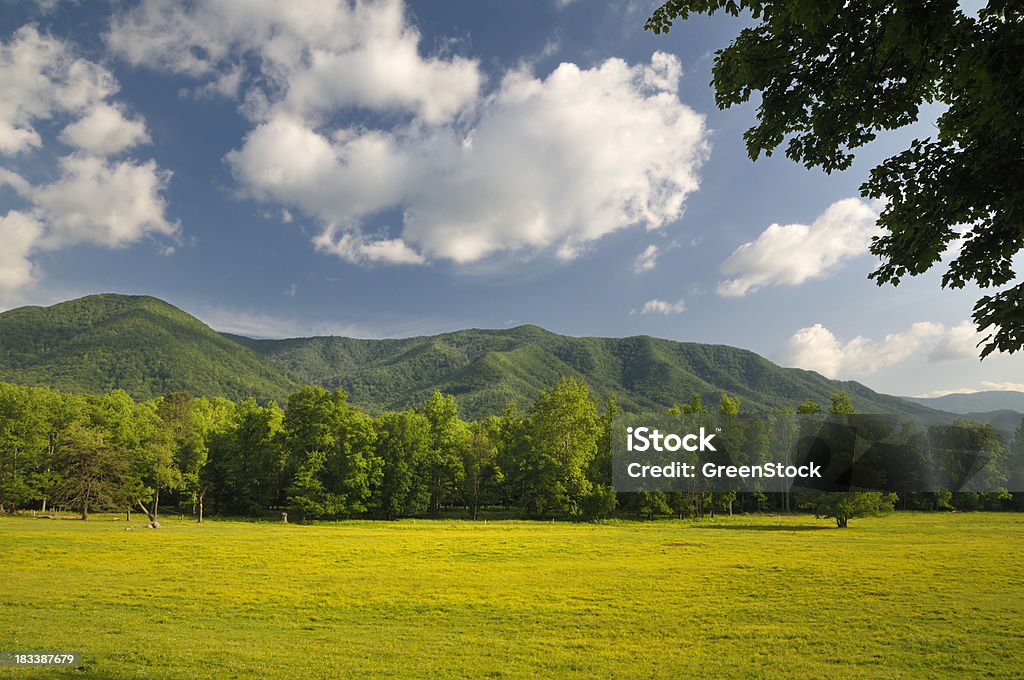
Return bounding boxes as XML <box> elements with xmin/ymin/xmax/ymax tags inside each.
<box><xmin>904</xmin><ymin>390</ymin><xmax>1024</xmax><ymax>415</ymax></box>
<box><xmin>0</xmin><ymin>293</ymin><xmax>950</xmax><ymax>421</ymax></box>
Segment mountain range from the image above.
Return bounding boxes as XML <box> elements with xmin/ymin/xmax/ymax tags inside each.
<box><xmin>0</xmin><ymin>294</ymin><xmax>1012</xmax><ymax>425</ymax></box>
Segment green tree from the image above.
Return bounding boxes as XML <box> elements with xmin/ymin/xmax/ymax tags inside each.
<box><xmin>806</xmin><ymin>490</ymin><xmax>898</xmax><ymax>528</ymax></box>
<box><xmin>714</xmin><ymin>393</ymin><xmax>744</xmax><ymax>515</ymax></box>
<box><xmin>0</xmin><ymin>384</ymin><xmax>48</xmax><ymax>511</ymax></box>
<box><xmin>801</xmin><ymin>391</ymin><xmax>900</xmax><ymax>526</ymax></box>
<box><xmin>770</xmin><ymin>407</ymin><xmax>796</xmax><ymax>511</ymax></box>
<box><xmin>463</xmin><ymin>419</ymin><xmax>502</xmax><ymax>520</ymax></box>
<box><xmin>647</xmin><ymin>0</ymin><xmax>1024</xmax><ymax>356</ymax></box>
<box><xmin>53</xmin><ymin>423</ymin><xmax>134</xmax><ymax>520</ymax></box>
<box><xmin>374</xmin><ymin>411</ymin><xmax>432</xmax><ymax>519</ymax></box>
<box><xmin>207</xmin><ymin>398</ymin><xmax>281</xmax><ymax>516</ymax></box>
<box><xmin>421</xmin><ymin>391</ymin><xmax>469</xmax><ymax>514</ymax></box>
<box><xmin>523</xmin><ymin>378</ymin><xmax>600</xmax><ymax>517</ymax></box>
<box><xmin>1010</xmin><ymin>417</ymin><xmax>1024</xmax><ymax>510</ymax></box>
<box><xmin>284</xmin><ymin>387</ymin><xmax>379</xmax><ymax>519</ymax></box>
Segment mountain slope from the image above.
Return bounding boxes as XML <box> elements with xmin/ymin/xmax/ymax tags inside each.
<box><xmin>904</xmin><ymin>390</ymin><xmax>1024</xmax><ymax>415</ymax></box>
<box><xmin>0</xmin><ymin>294</ymin><xmax>298</xmax><ymax>402</ymax></box>
<box><xmin>234</xmin><ymin>325</ymin><xmax>947</xmax><ymax>420</ymax></box>
<box><xmin>0</xmin><ymin>294</ymin><xmax>953</xmax><ymax>421</ymax></box>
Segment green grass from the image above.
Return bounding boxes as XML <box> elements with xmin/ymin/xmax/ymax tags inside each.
<box><xmin>1</xmin><ymin>513</ymin><xmax>1022</xmax><ymax>678</ymax></box>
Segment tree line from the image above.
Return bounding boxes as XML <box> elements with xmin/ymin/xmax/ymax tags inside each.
<box><xmin>1</xmin><ymin>380</ymin><xmax>1022</xmax><ymax>524</ymax></box>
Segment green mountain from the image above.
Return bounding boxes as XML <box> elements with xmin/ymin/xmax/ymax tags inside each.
<box><xmin>0</xmin><ymin>294</ymin><xmax>298</xmax><ymax>402</ymax></box>
<box><xmin>231</xmin><ymin>325</ymin><xmax>945</xmax><ymax>421</ymax></box>
<box><xmin>0</xmin><ymin>294</ymin><xmax>948</xmax><ymax>422</ymax></box>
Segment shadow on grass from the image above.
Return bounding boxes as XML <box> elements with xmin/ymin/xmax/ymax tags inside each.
<box><xmin>689</xmin><ymin>523</ymin><xmax>832</xmax><ymax>532</ymax></box>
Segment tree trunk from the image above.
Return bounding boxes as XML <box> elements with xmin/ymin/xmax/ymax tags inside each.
<box><xmin>126</xmin><ymin>509</ymin><xmax>131</xmax><ymax>522</ymax></box>
<box><xmin>152</xmin><ymin>489</ymin><xmax>160</xmax><ymax>520</ymax></box>
<box><xmin>41</xmin><ymin>497</ymin><xmax>47</xmax><ymax>513</ymax></box>
<box><xmin>197</xmin><ymin>491</ymin><xmax>204</xmax><ymax>524</ymax></box>
<box><xmin>81</xmin><ymin>503</ymin><xmax>88</xmax><ymax>521</ymax></box>
<box><xmin>137</xmin><ymin>500</ymin><xmax>156</xmax><ymax>523</ymax></box>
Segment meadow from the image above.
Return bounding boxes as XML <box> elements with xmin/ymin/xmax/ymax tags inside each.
<box><xmin>1</xmin><ymin>513</ymin><xmax>1022</xmax><ymax>678</ymax></box>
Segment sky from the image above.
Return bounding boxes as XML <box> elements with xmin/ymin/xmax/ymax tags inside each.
<box><xmin>0</xmin><ymin>0</ymin><xmax>1020</xmax><ymax>399</ymax></box>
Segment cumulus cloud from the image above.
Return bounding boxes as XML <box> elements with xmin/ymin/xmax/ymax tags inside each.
<box><xmin>0</xmin><ymin>25</ymin><xmax>176</xmax><ymax>295</ymax></box>
<box><xmin>0</xmin><ymin>25</ymin><xmax>117</xmax><ymax>154</ymax></box>
<box><xmin>631</xmin><ymin>298</ymin><xmax>686</xmax><ymax>315</ymax></box>
<box><xmin>718</xmin><ymin>198</ymin><xmax>880</xmax><ymax>297</ymax></box>
<box><xmin>107</xmin><ymin>1</ymin><xmax>708</xmax><ymax>267</ymax></box>
<box><xmin>107</xmin><ymin>0</ymin><xmax>481</xmax><ymax>124</ymax></box>
<box><xmin>777</xmin><ymin>320</ymin><xmax>995</xmax><ymax>379</ymax></box>
<box><xmin>28</xmin><ymin>155</ymin><xmax>178</xmax><ymax>248</ymax></box>
<box><xmin>928</xmin><ymin>320</ymin><xmax>983</xmax><ymax>362</ymax></box>
<box><xmin>633</xmin><ymin>244</ymin><xmax>660</xmax><ymax>273</ymax></box>
<box><xmin>0</xmin><ymin>211</ymin><xmax>43</xmax><ymax>293</ymax></box>
<box><xmin>59</xmin><ymin>103</ymin><xmax>149</xmax><ymax>154</ymax></box>
<box><xmin>226</xmin><ymin>54</ymin><xmax>706</xmax><ymax>264</ymax></box>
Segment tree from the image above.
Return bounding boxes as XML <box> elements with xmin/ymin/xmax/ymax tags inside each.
<box><xmin>206</xmin><ymin>398</ymin><xmax>279</xmax><ymax>517</ymax></box>
<box><xmin>523</xmin><ymin>378</ymin><xmax>600</xmax><ymax>517</ymax></box>
<box><xmin>829</xmin><ymin>391</ymin><xmax>856</xmax><ymax>416</ymax></box>
<box><xmin>0</xmin><ymin>384</ymin><xmax>48</xmax><ymax>511</ymax></box>
<box><xmin>374</xmin><ymin>411</ymin><xmax>432</xmax><ymax>519</ymax></box>
<box><xmin>463</xmin><ymin>419</ymin><xmax>502</xmax><ymax>520</ymax></box>
<box><xmin>284</xmin><ymin>387</ymin><xmax>379</xmax><ymax>519</ymax></box>
<box><xmin>714</xmin><ymin>393</ymin><xmax>745</xmax><ymax>516</ymax></box>
<box><xmin>770</xmin><ymin>407</ymin><xmax>797</xmax><ymax>511</ymax></box>
<box><xmin>646</xmin><ymin>1</ymin><xmax>1024</xmax><ymax>357</ymax></box>
<box><xmin>53</xmin><ymin>423</ymin><xmax>133</xmax><ymax>520</ymax></box>
<box><xmin>1009</xmin><ymin>417</ymin><xmax>1024</xmax><ymax>510</ymax></box>
<box><xmin>187</xmin><ymin>397</ymin><xmax>235</xmax><ymax>522</ymax></box>
<box><xmin>799</xmin><ymin>391</ymin><xmax>900</xmax><ymax>526</ymax></box>
<box><xmin>420</xmin><ymin>391</ymin><xmax>468</xmax><ymax>514</ymax></box>
<box><xmin>805</xmin><ymin>490</ymin><xmax>898</xmax><ymax>528</ymax></box>
<box><xmin>668</xmin><ymin>393</ymin><xmax>711</xmax><ymax>517</ymax></box>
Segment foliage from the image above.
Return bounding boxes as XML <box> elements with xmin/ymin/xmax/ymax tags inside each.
<box><xmin>645</xmin><ymin>0</ymin><xmax>1024</xmax><ymax>357</ymax></box>
<box><xmin>0</xmin><ymin>294</ymin><xmax>950</xmax><ymax>422</ymax></box>
<box><xmin>805</xmin><ymin>490</ymin><xmax>898</xmax><ymax>528</ymax></box>
<box><xmin>0</xmin><ymin>378</ymin><xmax>1019</xmax><ymax>522</ymax></box>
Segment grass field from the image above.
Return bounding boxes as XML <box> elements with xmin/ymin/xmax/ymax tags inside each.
<box><xmin>1</xmin><ymin>513</ymin><xmax>1023</xmax><ymax>679</ymax></box>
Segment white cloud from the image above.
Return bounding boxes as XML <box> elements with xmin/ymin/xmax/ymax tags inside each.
<box><xmin>226</xmin><ymin>53</ymin><xmax>707</xmax><ymax>265</ymax></box>
<box><xmin>195</xmin><ymin>306</ymin><xmax>374</xmax><ymax>339</ymax></box>
<box><xmin>0</xmin><ymin>25</ymin><xmax>116</xmax><ymax>154</ymax></box>
<box><xmin>107</xmin><ymin>0</ymin><xmax>481</xmax><ymax>124</ymax></box>
<box><xmin>912</xmin><ymin>387</ymin><xmax>981</xmax><ymax>398</ymax></box>
<box><xmin>59</xmin><ymin>103</ymin><xmax>149</xmax><ymax>154</ymax></box>
<box><xmin>631</xmin><ymin>298</ymin><xmax>686</xmax><ymax>315</ymax></box>
<box><xmin>776</xmin><ymin>320</ymin><xmax>994</xmax><ymax>379</ymax></box>
<box><xmin>27</xmin><ymin>155</ymin><xmax>178</xmax><ymax>249</ymax></box>
<box><xmin>912</xmin><ymin>381</ymin><xmax>1024</xmax><ymax>398</ymax></box>
<box><xmin>928</xmin><ymin>320</ymin><xmax>983</xmax><ymax>362</ymax></box>
<box><xmin>106</xmin><ymin>1</ymin><xmax>707</xmax><ymax>267</ymax></box>
<box><xmin>633</xmin><ymin>244</ymin><xmax>659</xmax><ymax>273</ymax></box>
<box><xmin>312</xmin><ymin>230</ymin><xmax>425</xmax><ymax>265</ymax></box>
<box><xmin>718</xmin><ymin>198</ymin><xmax>880</xmax><ymax>297</ymax></box>
<box><xmin>981</xmin><ymin>381</ymin><xmax>1024</xmax><ymax>392</ymax></box>
<box><xmin>0</xmin><ymin>211</ymin><xmax>43</xmax><ymax>294</ymax></box>
<box><xmin>0</xmin><ymin>25</ymin><xmax>175</xmax><ymax>295</ymax></box>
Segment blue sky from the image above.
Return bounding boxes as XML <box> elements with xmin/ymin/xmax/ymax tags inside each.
<box><xmin>0</xmin><ymin>0</ymin><xmax>1020</xmax><ymax>398</ymax></box>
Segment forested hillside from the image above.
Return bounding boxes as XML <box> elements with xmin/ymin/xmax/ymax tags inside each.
<box><xmin>1</xmin><ymin>294</ymin><xmax>945</xmax><ymax>421</ymax></box>
<box><xmin>0</xmin><ymin>295</ymin><xmax>298</xmax><ymax>402</ymax></box>
<box><xmin>234</xmin><ymin>327</ymin><xmax>944</xmax><ymax>420</ymax></box>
